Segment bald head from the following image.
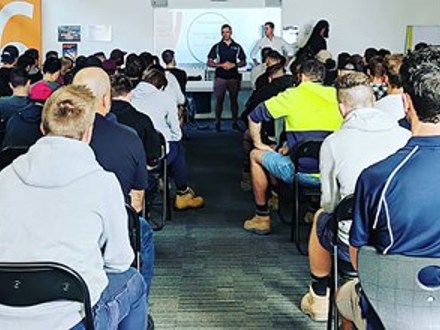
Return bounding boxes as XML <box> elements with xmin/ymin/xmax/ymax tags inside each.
<box><xmin>73</xmin><ymin>67</ymin><xmax>111</xmax><ymax>115</ymax></box>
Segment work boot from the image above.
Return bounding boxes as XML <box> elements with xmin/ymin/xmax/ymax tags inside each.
<box><xmin>243</xmin><ymin>214</ymin><xmax>271</xmax><ymax>235</ymax></box>
<box><xmin>175</xmin><ymin>188</ymin><xmax>204</xmax><ymax>210</ymax></box>
<box><xmin>300</xmin><ymin>285</ymin><xmax>329</xmax><ymax>322</ymax></box>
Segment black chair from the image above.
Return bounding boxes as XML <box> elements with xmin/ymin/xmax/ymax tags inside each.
<box><xmin>126</xmin><ymin>204</ymin><xmax>142</xmax><ymax>271</ymax></box>
<box><xmin>327</xmin><ymin>194</ymin><xmax>358</xmax><ymax>330</ymax></box>
<box><xmin>144</xmin><ymin>131</ymin><xmax>171</xmax><ymax>231</ymax></box>
<box><xmin>290</xmin><ymin>139</ymin><xmax>323</xmax><ymax>255</ymax></box>
<box><xmin>0</xmin><ymin>146</ymin><xmax>29</xmax><ymax>172</ymax></box>
<box><xmin>0</xmin><ymin>262</ymin><xmax>94</xmax><ymax>330</ymax></box>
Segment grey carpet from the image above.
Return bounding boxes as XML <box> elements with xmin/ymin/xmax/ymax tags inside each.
<box><xmin>149</xmin><ymin>126</ymin><xmax>325</xmax><ymax>329</ymax></box>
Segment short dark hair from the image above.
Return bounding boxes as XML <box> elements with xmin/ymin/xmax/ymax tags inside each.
<box><xmin>143</xmin><ymin>68</ymin><xmax>168</xmax><ymax>90</ymax></box>
<box><xmin>45</xmin><ymin>50</ymin><xmax>58</xmax><ymax>60</ymax></box>
<box><xmin>161</xmin><ymin>49</ymin><xmax>175</xmax><ymax>65</ymax></box>
<box><xmin>17</xmin><ymin>54</ymin><xmax>34</xmax><ymax>71</ymax></box>
<box><xmin>364</xmin><ymin>48</ymin><xmax>379</xmax><ymax>64</ymax></box>
<box><xmin>300</xmin><ymin>59</ymin><xmax>326</xmax><ymax>83</ymax></box>
<box><xmin>24</xmin><ymin>48</ymin><xmax>39</xmax><ymax>60</ymax></box>
<box><xmin>221</xmin><ymin>24</ymin><xmax>232</xmax><ymax>31</ymax></box>
<box><xmin>368</xmin><ymin>56</ymin><xmax>386</xmax><ymax>78</ymax></box>
<box><xmin>111</xmin><ymin>74</ymin><xmax>134</xmax><ymax>97</ymax></box>
<box><xmin>10</xmin><ymin>69</ymin><xmax>29</xmax><ymax>88</ymax></box>
<box><xmin>43</xmin><ymin>58</ymin><xmax>62</xmax><ymax>74</ymax></box>
<box><xmin>124</xmin><ymin>56</ymin><xmax>144</xmax><ymax>79</ymax></box>
<box><xmin>400</xmin><ymin>46</ymin><xmax>440</xmax><ymax>124</ymax></box>
<box><xmin>265</xmin><ymin>22</ymin><xmax>275</xmax><ymax>29</ymax></box>
<box><xmin>261</xmin><ymin>47</ymin><xmax>272</xmax><ymax>63</ymax></box>
<box><xmin>414</xmin><ymin>42</ymin><xmax>429</xmax><ymax>51</ymax></box>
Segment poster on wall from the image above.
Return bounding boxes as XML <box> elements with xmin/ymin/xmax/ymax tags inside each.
<box><xmin>87</xmin><ymin>25</ymin><xmax>112</xmax><ymax>42</ymax></box>
<box><xmin>58</xmin><ymin>25</ymin><xmax>81</xmax><ymax>42</ymax></box>
<box><xmin>0</xmin><ymin>0</ymin><xmax>41</xmax><ymax>53</ymax></box>
<box><xmin>62</xmin><ymin>43</ymin><xmax>78</xmax><ymax>59</ymax></box>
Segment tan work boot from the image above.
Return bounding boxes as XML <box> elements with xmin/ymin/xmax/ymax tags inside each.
<box><xmin>301</xmin><ymin>285</ymin><xmax>329</xmax><ymax>322</ymax></box>
<box><xmin>175</xmin><ymin>188</ymin><xmax>204</xmax><ymax>210</ymax></box>
<box><xmin>243</xmin><ymin>214</ymin><xmax>271</xmax><ymax>235</ymax></box>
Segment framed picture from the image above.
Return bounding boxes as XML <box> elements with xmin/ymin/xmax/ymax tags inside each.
<box><xmin>62</xmin><ymin>43</ymin><xmax>78</xmax><ymax>59</ymax></box>
<box><xmin>58</xmin><ymin>25</ymin><xmax>81</xmax><ymax>42</ymax></box>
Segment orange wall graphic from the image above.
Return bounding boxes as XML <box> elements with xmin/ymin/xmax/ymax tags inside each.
<box><xmin>0</xmin><ymin>0</ymin><xmax>41</xmax><ymax>51</ymax></box>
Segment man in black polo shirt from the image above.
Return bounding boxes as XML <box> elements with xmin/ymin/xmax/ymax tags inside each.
<box><xmin>73</xmin><ymin>67</ymin><xmax>155</xmax><ymax>322</ymax></box>
<box><xmin>207</xmin><ymin>24</ymin><xmax>246</xmax><ymax>132</ymax></box>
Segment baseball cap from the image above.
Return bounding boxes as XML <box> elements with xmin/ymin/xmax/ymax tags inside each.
<box><xmin>110</xmin><ymin>49</ymin><xmax>127</xmax><ymax>60</ymax></box>
<box><xmin>1</xmin><ymin>45</ymin><xmax>19</xmax><ymax>64</ymax></box>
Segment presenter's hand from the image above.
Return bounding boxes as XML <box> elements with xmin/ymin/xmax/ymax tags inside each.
<box><xmin>223</xmin><ymin>62</ymin><xmax>236</xmax><ymax>70</ymax></box>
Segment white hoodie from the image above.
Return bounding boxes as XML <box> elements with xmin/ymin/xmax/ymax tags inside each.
<box><xmin>319</xmin><ymin>108</ymin><xmax>410</xmax><ymax>243</ymax></box>
<box><xmin>0</xmin><ymin>136</ymin><xmax>133</xmax><ymax>330</ymax></box>
<box><xmin>131</xmin><ymin>82</ymin><xmax>182</xmax><ymax>153</ymax></box>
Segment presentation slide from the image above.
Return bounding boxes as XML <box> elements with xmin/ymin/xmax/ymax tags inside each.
<box><xmin>154</xmin><ymin>8</ymin><xmax>282</xmax><ymax>65</ymax></box>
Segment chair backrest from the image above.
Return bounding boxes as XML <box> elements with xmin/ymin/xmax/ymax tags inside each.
<box><xmin>0</xmin><ymin>262</ymin><xmax>94</xmax><ymax>330</ymax></box>
<box><xmin>331</xmin><ymin>194</ymin><xmax>354</xmax><ymax>240</ymax></box>
<box><xmin>292</xmin><ymin>139</ymin><xmax>323</xmax><ymax>170</ymax></box>
<box><xmin>126</xmin><ymin>204</ymin><xmax>141</xmax><ymax>269</ymax></box>
<box><xmin>358</xmin><ymin>246</ymin><xmax>440</xmax><ymax>330</ymax></box>
<box><xmin>0</xmin><ymin>146</ymin><xmax>29</xmax><ymax>172</ymax></box>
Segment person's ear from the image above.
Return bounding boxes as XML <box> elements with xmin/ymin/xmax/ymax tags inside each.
<box><xmin>339</xmin><ymin>103</ymin><xmax>348</xmax><ymax>117</ymax></box>
<box><xmin>40</xmin><ymin>123</ymin><xmax>46</xmax><ymax>136</ymax></box>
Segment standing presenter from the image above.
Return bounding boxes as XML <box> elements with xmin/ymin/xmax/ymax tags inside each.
<box><xmin>207</xmin><ymin>24</ymin><xmax>246</xmax><ymax>132</ymax></box>
<box><xmin>250</xmin><ymin>21</ymin><xmax>294</xmax><ymax>65</ymax></box>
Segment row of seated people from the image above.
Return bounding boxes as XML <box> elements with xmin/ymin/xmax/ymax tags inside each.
<box><xmin>241</xmin><ymin>41</ymin><xmax>440</xmax><ymax>328</ymax></box>
<box><xmin>0</xmin><ymin>47</ymin><xmax>202</xmax><ymax>329</ymax></box>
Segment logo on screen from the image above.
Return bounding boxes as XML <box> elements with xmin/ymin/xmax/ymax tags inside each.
<box><xmin>0</xmin><ymin>0</ymin><xmax>41</xmax><ymax>53</ymax></box>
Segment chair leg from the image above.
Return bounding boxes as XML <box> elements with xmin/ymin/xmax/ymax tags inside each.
<box><xmin>290</xmin><ymin>180</ymin><xmax>297</xmax><ymax>242</ymax></box>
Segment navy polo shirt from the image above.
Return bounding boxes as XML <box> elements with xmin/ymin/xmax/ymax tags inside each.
<box><xmin>351</xmin><ymin>136</ymin><xmax>440</xmax><ymax>257</ymax></box>
<box><xmin>90</xmin><ymin>114</ymin><xmax>148</xmax><ymax>203</ymax></box>
<box><xmin>208</xmin><ymin>39</ymin><xmax>246</xmax><ymax>80</ymax></box>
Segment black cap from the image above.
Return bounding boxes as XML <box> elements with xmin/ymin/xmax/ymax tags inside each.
<box><xmin>1</xmin><ymin>45</ymin><xmax>19</xmax><ymax>64</ymax></box>
<box><xmin>110</xmin><ymin>49</ymin><xmax>127</xmax><ymax>60</ymax></box>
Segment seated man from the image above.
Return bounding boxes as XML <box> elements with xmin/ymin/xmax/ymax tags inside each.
<box><xmin>110</xmin><ymin>74</ymin><xmax>161</xmax><ymax>166</ymax></box>
<box><xmin>29</xmin><ymin>57</ymin><xmax>61</xmax><ymax>94</ymax></box>
<box><xmin>132</xmin><ymin>68</ymin><xmax>204</xmax><ymax>210</ymax></box>
<box><xmin>0</xmin><ymin>69</ymin><xmax>32</xmax><ymax>125</ymax></box>
<box><xmin>73</xmin><ymin>68</ymin><xmax>154</xmax><ymax>317</ymax></box>
<box><xmin>244</xmin><ymin>59</ymin><xmax>343</xmax><ymax>235</ymax></box>
<box><xmin>2</xmin><ymin>76</ymin><xmax>56</xmax><ymax>148</ymax></box>
<box><xmin>0</xmin><ymin>85</ymin><xmax>146</xmax><ymax>329</ymax></box>
<box><xmin>300</xmin><ymin>72</ymin><xmax>410</xmax><ymax>322</ymax></box>
<box><xmin>241</xmin><ymin>50</ymin><xmax>295</xmax><ymax>190</ymax></box>
<box><xmin>337</xmin><ymin>46</ymin><xmax>440</xmax><ymax>330</ymax></box>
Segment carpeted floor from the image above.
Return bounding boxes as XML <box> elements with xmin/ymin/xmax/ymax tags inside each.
<box><xmin>149</xmin><ymin>123</ymin><xmax>325</xmax><ymax>329</ymax></box>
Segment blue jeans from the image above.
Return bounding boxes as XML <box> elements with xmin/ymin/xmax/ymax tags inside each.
<box><xmin>262</xmin><ymin>151</ymin><xmax>320</xmax><ymax>185</ymax></box>
<box><xmin>167</xmin><ymin>141</ymin><xmax>188</xmax><ymax>191</ymax></box>
<box><xmin>71</xmin><ymin>268</ymin><xmax>147</xmax><ymax>330</ymax></box>
<box><xmin>139</xmin><ymin>217</ymin><xmax>154</xmax><ymax>315</ymax></box>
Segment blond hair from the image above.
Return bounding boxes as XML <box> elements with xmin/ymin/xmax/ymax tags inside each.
<box><xmin>335</xmin><ymin>72</ymin><xmax>374</xmax><ymax>110</ymax></box>
<box><xmin>42</xmin><ymin>85</ymin><xmax>96</xmax><ymax>140</ymax></box>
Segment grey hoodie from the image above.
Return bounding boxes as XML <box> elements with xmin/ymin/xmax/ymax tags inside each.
<box><xmin>0</xmin><ymin>136</ymin><xmax>133</xmax><ymax>330</ymax></box>
<box><xmin>320</xmin><ymin>107</ymin><xmax>411</xmax><ymax>213</ymax></box>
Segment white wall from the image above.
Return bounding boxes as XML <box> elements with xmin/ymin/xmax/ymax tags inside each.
<box><xmin>282</xmin><ymin>0</ymin><xmax>440</xmax><ymax>55</ymax></box>
<box><xmin>42</xmin><ymin>0</ymin><xmax>154</xmax><ymax>57</ymax></box>
<box><xmin>42</xmin><ymin>0</ymin><xmax>440</xmax><ymax>57</ymax></box>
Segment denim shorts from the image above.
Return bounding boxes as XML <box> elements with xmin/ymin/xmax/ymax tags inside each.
<box><xmin>261</xmin><ymin>151</ymin><xmax>320</xmax><ymax>185</ymax></box>
<box><xmin>316</xmin><ymin>212</ymin><xmax>350</xmax><ymax>262</ymax></box>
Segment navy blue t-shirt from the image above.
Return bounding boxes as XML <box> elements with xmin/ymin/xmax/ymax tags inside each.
<box><xmin>351</xmin><ymin>136</ymin><xmax>440</xmax><ymax>257</ymax></box>
<box><xmin>350</xmin><ymin>136</ymin><xmax>440</xmax><ymax>329</ymax></box>
<box><xmin>90</xmin><ymin>114</ymin><xmax>148</xmax><ymax>203</ymax></box>
<box><xmin>208</xmin><ymin>39</ymin><xmax>246</xmax><ymax>80</ymax></box>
